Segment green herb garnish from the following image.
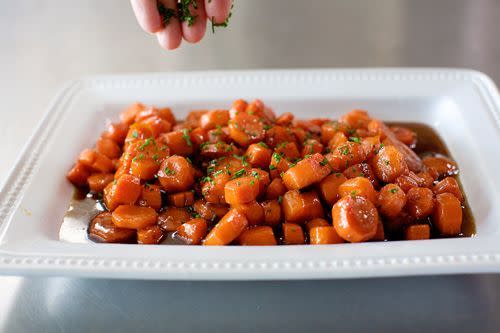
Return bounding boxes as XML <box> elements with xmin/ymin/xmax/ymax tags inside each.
<box><xmin>182</xmin><ymin>128</ymin><xmax>192</xmax><ymax>147</ymax></box>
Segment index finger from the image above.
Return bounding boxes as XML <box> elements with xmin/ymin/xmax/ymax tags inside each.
<box><xmin>204</xmin><ymin>0</ymin><xmax>232</xmax><ymax>24</ymax></box>
<box><xmin>130</xmin><ymin>0</ymin><xmax>162</xmax><ymax>33</ymax></box>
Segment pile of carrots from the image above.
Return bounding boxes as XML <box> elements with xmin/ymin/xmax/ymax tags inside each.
<box><xmin>67</xmin><ymin>99</ymin><xmax>465</xmax><ymax>245</ymax></box>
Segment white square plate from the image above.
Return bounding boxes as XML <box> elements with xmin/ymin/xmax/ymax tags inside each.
<box><xmin>1</xmin><ymin>69</ymin><xmax>500</xmax><ymax>280</ymax></box>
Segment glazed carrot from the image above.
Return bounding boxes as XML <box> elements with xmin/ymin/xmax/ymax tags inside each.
<box><xmin>320</xmin><ymin>121</ymin><xmax>349</xmax><ymax>145</ymax></box>
<box><xmin>103</xmin><ymin>122</ymin><xmax>129</xmax><ymax>144</ymax></box>
<box><xmin>275</xmin><ymin>141</ymin><xmax>301</xmax><ymax>160</ymax></box>
<box><xmin>332</xmin><ymin>196</ymin><xmax>379</xmax><ymax>242</ymax></box>
<box><xmin>78</xmin><ymin>149</ymin><xmax>115</xmax><ymax>173</ymax></box>
<box><xmin>282</xmin><ymin>190</ymin><xmax>324</xmax><ymax>223</ymax></box>
<box><xmin>325</xmin><ymin>141</ymin><xmax>366</xmax><ymax>172</ymax></box>
<box><xmin>261</xmin><ymin>200</ymin><xmax>281</xmax><ymax>227</ymax></box>
<box><xmin>301</xmin><ymin>139</ymin><xmax>324</xmax><ymax>157</ymax></box>
<box><xmin>269</xmin><ymin>152</ymin><xmax>292</xmax><ymax>179</ymax></box>
<box><xmin>417</xmin><ymin>171</ymin><xmax>434</xmax><ymax>188</ymax></box>
<box><xmin>232</xmin><ymin>201</ymin><xmax>264</xmax><ymax>226</ymax></box>
<box><xmin>203</xmin><ymin>209</ymin><xmax>249</xmax><ymax>245</ymax></box>
<box><xmin>129</xmin><ymin>138</ymin><xmax>168</xmax><ymax>180</ymax></box>
<box><xmin>207</xmin><ymin>126</ymin><xmax>229</xmax><ymax>143</ymax></box>
<box><xmin>305</xmin><ymin>218</ymin><xmax>330</xmax><ymax>231</ymax></box>
<box><xmin>158</xmin><ymin>207</ymin><xmax>192</xmax><ymax>231</ymax></box>
<box><xmin>317</xmin><ymin>172</ymin><xmax>347</xmax><ymax>205</ymax></box>
<box><xmin>87</xmin><ymin>173</ymin><xmax>114</xmax><ymax>193</ymax></box>
<box><xmin>121</xmin><ymin>102</ymin><xmax>145</xmax><ymax>125</ymax></box>
<box><xmin>343</xmin><ymin>163</ymin><xmax>379</xmax><ymax>188</ymax></box>
<box><xmin>112</xmin><ymin>205</ymin><xmax>158</xmax><ymax>229</ymax></box>
<box><xmin>224</xmin><ymin>176</ymin><xmax>260</xmax><ymax>205</ymax></box>
<box><xmin>433</xmin><ymin>193</ymin><xmax>462</xmax><ymax>236</ymax></box>
<box><xmin>433</xmin><ymin>177</ymin><xmax>464</xmax><ymax>202</ymax></box>
<box><xmin>96</xmin><ymin>137</ymin><xmax>122</xmax><ymax>159</ymax></box>
<box><xmin>275</xmin><ymin>112</ymin><xmax>294</xmax><ymax>126</ymax></box>
<box><xmin>328</xmin><ymin>132</ymin><xmax>348</xmax><ymax>150</ymax></box>
<box><xmin>265</xmin><ymin>126</ymin><xmax>296</xmax><ymax>148</ymax></box>
<box><xmin>422</xmin><ymin>155</ymin><xmax>458</xmax><ymax>178</ymax></box>
<box><xmin>104</xmin><ymin>174</ymin><xmax>142</xmax><ymax>211</ymax></box>
<box><xmin>125</xmin><ymin>123</ymin><xmax>154</xmax><ymax>145</ymax></box>
<box><xmin>390</xmin><ymin>126</ymin><xmax>417</xmax><ymax>147</ymax></box>
<box><xmin>167</xmin><ymin>191</ymin><xmax>195</xmax><ymax>207</ymax></box>
<box><xmin>158</xmin><ymin>155</ymin><xmax>195</xmax><ymax>192</ymax></box>
<box><xmin>377</xmin><ymin>184</ymin><xmax>406</xmax><ymax>218</ymax></box>
<box><xmin>372</xmin><ymin>220</ymin><xmax>385</xmax><ymax>241</ymax></box>
<box><xmin>67</xmin><ymin>161</ymin><xmax>91</xmax><ymax>187</ymax></box>
<box><xmin>159</xmin><ymin>130</ymin><xmax>194</xmax><ymax>156</ymax></box>
<box><xmin>371</xmin><ymin>145</ymin><xmax>408</xmax><ymax>182</ymax></box>
<box><xmin>360</xmin><ymin>135</ymin><xmax>382</xmax><ymax>159</ymax></box>
<box><xmin>190</xmin><ymin>127</ymin><xmax>208</xmax><ymax>147</ymax></box>
<box><xmin>202</xmin><ymin>172</ymin><xmax>231</xmax><ymax>204</ymax></box>
<box><xmin>339</xmin><ymin>109</ymin><xmax>371</xmax><ymax>129</ymax></box>
<box><xmin>229</xmin><ymin>99</ymin><xmax>248</xmax><ymax>118</ymax></box>
<box><xmin>282</xmin><ymin>223</ymin><xmax>305</xmax><ymax>245</ymax></box>
<box><xmin>282</xmin><ymin>153</ymin><xmax>331</xmax><ymax>190</ymax></box>
<box><xmin>395</xmin><ymin>172</ymin><xmax>421</xmax><ymax>193</ymax></box>
<box><xmin>406</xmin><ymin>187</ymin><xmax>434</xmax><ymax>219</ymax></box>
<box><xmin>404</xmin><ymin>224</ymin><xmax>430</xmax><ymax>240</ymax></box>
<box><xmin>139</xmin><ymin>116</ymin><xmax>172</xmax><ymax>138</ymax></box>
<box><xmin>246</xmin><ymin>99</ymin><xmax>276</xmax><ymax>122</ymax></box>
<box><xmin>238</xmin><ymin>226</ymin><xmax>277</xmax><ymax>246</ymax></box>
<box><xmin>139</xmin><ymin>184</ymin><xmax>162</xmax><ymax>210</ymax></box>
<box><xmin>176</xmin><ymin>218</ymin><xmax>208</xmax><ymax>245</ymax></box>
<box><xmin>309</xmin><ymin>226</ymin><xmax>344</xmax><ymax>245</ymax></box>
<box><xmin>200</xmin><ymin>109</ymin><xmax>230</xmax><ymax>130</ymax></box>
<box><xmin>135</xmin><ymin>106</ymin><xmax>176</xmax><ymax>125</ymax></box>
<box><xmin>184</xmin><ymin>110</ymin><xmax>207</xmax><ymax>128</ymax></box>
<box><xmin>372</xmin><ymin>119</ymin><xmax>423</xmax><ymax>172</ymax></box>
<box><xmin>228</xmin><ymin>113</ymin><xmax>265</xmax><ymax>146</ymax></box>
<box><xmin>88</xmin><ymin>212</ymin><xmax>136</xmax><ymax>243</ymax></box>
<box><xmin>338</xmin><ymin>177</ymin><xmax>378</xmax><ymax>204</ymax></box>
<box><xmin>193</xmin><ymin>200</ymin><xmax>229</xmax><ymax>222</ymax></box>
<box><xmin>265</xmin><ymin>178</ymin><xmax>287</xmax><ymax>200</ymax></box>
<box><xmin>137</xmin><ymin>225</ymin><xmax>164</xmax><ymax>244</ymax></box>
<box><xmin>200</xmin><ymin>142</ymin><xmax>240</xmax><ymax>159</ymax></box>
<box><xmin>245</xmin><ymin>143</ymin><xmax>272</xmax><ymax>168</ymax></box>
<box><xmin>244</xmin><ymin>169</ymin><xmax>269</xmax><ymax>198</ymax></box>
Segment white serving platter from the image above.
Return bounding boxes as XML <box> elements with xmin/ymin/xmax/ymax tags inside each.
<box><xmin>0</xmin><ymin>68</ymin><xmax>500</xmax><ymax>280</ymax></box>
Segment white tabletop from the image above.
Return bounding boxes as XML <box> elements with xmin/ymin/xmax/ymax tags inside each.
<box><xmin>1</xmin><ymin>0</ymin><xmax>499</xmax><ymax>332</ymax></box>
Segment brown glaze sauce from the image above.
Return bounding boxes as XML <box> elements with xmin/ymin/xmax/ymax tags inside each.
<box><xmin>63</xmin><ymin>122</ymin><xmax>475</xmax><ymax>243</ymax></box>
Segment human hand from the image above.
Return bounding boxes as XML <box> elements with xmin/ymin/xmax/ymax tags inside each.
<box><xmin>131</xmin><ymin>0</ymin><xmax>233</xmax><ymax>50</ymax></box>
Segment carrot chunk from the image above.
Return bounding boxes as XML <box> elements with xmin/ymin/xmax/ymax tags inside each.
<box><xmin>404</xmin><ymin>224</ymin><xmax>430</xmax><ymax>240</ymax></box>
<box><xmin>332</xmin><ymin>196</ymin><xmax>379</xmax><ymax>242</ymax></box>
<box><xmin>203</xmin><ymin>209</ymin><xmax>249</xmax><ymax>245</ymax></box>
<box><xmin>309</xmin><ymin>226</ymin><xmax>344</xmax><ymax>245</ymax></box>
<box><xmin>282</xmin><ymin>223</ymin><xmax>305</xmax><ymax>245</ymax></box>
<box><xmin>137</xmin><ymin>225</ymin><xmax>164</xmax><ymax>244</ymax></box>
<box><xmin>224</xmin><ymin>176</ymin><xmax>260</xmax><ymax>205</ymax></box>
<box><xmin>282</xmin><ymin>153</ymin><xmax>331</xmax><ymax>190</ymax></box>
<box><xmin>282</xmin><ymin>190</ymin><xmax>324</xmax><ymax>223</ymax></box>
<box><xmin>238</xmin><ymin>226</ymin><xmax>277</xmax><ymax>246</ymax></box>
<box><xmin>177</xmin><ymin>218</ymin><xmax>208</xmax><ymax>245</ymax></box>
<box><xmin>112</xmin><ymin>205</ymin><xmax>158</xmax><ymax>229</ymax></box>
<box><xmin>433</xmin><ymin>193</ymin><xmax>462</xmax><ymax>236</ymax></box>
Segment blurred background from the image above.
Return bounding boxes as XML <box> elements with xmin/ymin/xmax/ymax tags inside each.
<box><xmin>0</xmin><ymin>0</ymin><xmax>499</xmax><ymax>332</ymax></box>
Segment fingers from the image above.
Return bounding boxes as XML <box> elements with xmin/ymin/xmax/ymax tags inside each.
<box><xmin>130</xmin><ymin>0</ymin><xmax>163</xmax><ymax>33</ymax></box>
<box><xmin>181</xmin><ymin>0</ymin><xmax>207</xmax><ymax>43</ymax></box>
<box><xmin>205</xmin><ymin>0</ymin><xmax>232</xmax><ymax>24</ymax></box>
<box><xmin>156</xmin><ymin>0</ymin><xmax>182</xmax><ymax>50</ymax></box>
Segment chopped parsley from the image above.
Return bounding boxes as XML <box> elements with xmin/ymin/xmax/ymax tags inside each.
<box><xmin>390</xmin><ymin>188</ymin><xmax>398</xmax><ymax>194</ymax></box>
<box><xmin>350</xmin><ymin>190</ymin><xmax>357</xmax><ymax>198</ymax></box>
<box><xmin>278</xmin><ymin>196</ymin><xmax>283</xmax><ymax>204</ymax></box>
<box><xmin>257</xmin><ymin>142</ymin><xmax>268</xmax><ymax>148</ymax></box>
<box><xmin>320</xmin><ymin>157</ymin><xmax>329</xmax><ymax>166</ymax></box>
<box><xmin>164</xmin><ymin>167</ymin><xmax>175</xmax><ymax>175</ymax></box>
<box><xmin>339</xmin><ymin>145</ymin><xmax>350</xmax><ymax>156</ymax></box>
<box><xmin>232</xmin><ymin>169</ymin><xmax>246</xmax><ymax>179</ymax></box>
<box><xmin>249</xmin><ymin>179</ymin><xmax>255</xmax><ymax>186</ymax></box>
<box><xmin>349</xmin><ymin>136</ymin><xmax>361</xmax><ymax>143</ymax></box>
<box><xmin>157</xmin><ymin>3</ymin><xmax>176</xmax><ymax>26</ymax></box>
<box><xmin>213</xmin><ymin>170</ymin><xmax>223</xmax><ymax>177</ymax></box>
<box><xmin>202</xmin><ymin>176</ymin><xmax>214</xmax><ymax>184</ymax></box>
<box><xmin>385</xmin><ymin>160</ymin><xmax>390</xmax><ymax>165</ymax></box>
<box><xmin>186</xmin><ymin>157</ymin><xmax>193</xmax><ymax>164</ymax></box>
<box><xmin>132</xmin><ymin>131</ymin><xmax>139</xmax><ymax>139</ymax></box>
<box><xmin>182</xmin><ymin>128</ymin><xmax>192</xmax><ymax>147</ymax></box>
<box><xmin>251</xmin><ymin>170</ymin><xmax>260</xmax><ymax>178</ymax></box>
<box><xmin>272</xmin><ymin>152</ymin><xmax>282</xmax><ymax>163</ymax></box>
<box><xmin>269</xmin><ymin>165</ymin><xmax>277</xmax><ymax>171</ymax></box>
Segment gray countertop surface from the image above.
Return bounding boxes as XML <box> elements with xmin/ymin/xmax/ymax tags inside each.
<box><xmin>0</xmin><ymin>0</ymin><xmax>499</xmax><ymax>332</ymax></box>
